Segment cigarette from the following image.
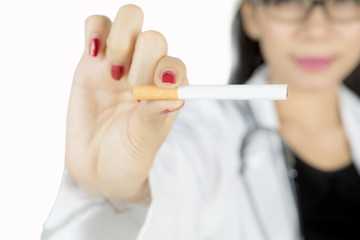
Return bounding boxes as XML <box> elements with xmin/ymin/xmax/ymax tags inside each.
<box><xmin>133</xmin><ymin>84</ymin><xmax>288</xmax><ymax>100</ymax></box>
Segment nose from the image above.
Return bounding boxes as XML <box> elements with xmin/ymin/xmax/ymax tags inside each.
<box><xmin>301</xmin><ymin>4</ymin><xmax>330</xmax><ymax>39</ymax></box>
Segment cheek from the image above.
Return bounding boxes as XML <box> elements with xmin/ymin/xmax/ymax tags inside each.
<box><xmin>336</xmin><ymin>25</ymin><xmax>360</xmax><ymax>77</ymax></box>
<box><xmin>260</xmin><ymin>26</ymin><xmax>291</xmax><ymax>59</ymax></box>
<box><xmin>257</xmin><ymin>22</ymin><xmax>295</xmax><ymax>83</ymax></box>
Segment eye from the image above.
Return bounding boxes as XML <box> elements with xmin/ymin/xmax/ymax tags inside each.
<box><xmin>271</xmin><ymin>0</ymin><xmax>303</xmax><ymax>4</ymax></box>
<box><xmin>268</xmin><ymin>0</ymin><xmax>308</xmax><ymax>8</ymax></box>
<box><xmin>334</xmin><ymin>0</ymin><xmax>357</xmax><ymax>2</ymax></box>
<box><xmin>331</xmin><ymin>0</ymin><xmax>360</xmax><ymax>6</ymax></box>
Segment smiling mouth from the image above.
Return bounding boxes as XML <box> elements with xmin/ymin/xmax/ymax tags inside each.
<box><xmin>295</xmin><ymin>57</ymin><xmax>333</xmax><ymax>72</ymax></box>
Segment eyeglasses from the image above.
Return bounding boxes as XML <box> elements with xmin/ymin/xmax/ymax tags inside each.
<box><xmin>254</xmin><ymin>0</ymin><xmax>360</xmax><ymax>23</ymax></box>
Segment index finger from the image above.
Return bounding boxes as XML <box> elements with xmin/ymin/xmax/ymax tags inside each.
<box><xmin>106</xmin><ymin>4</ymin><xmax>144</xmax><ymax>80</ymax></box>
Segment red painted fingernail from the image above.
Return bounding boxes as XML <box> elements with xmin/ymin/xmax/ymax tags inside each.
<box><xmin>111</xmin><ymin>64</ymin><xmax>124</xmax><ymax>80</ymax></box>
<box><xmin>89</xmin><ymin>38</ymin><xmax>99</xmax><ymax>57</ymax></box>
<box><xmin>162</xmin><ymin>70</ymin><xmax>176</xmax><ymax>84</ymax></box>
<box><xmin>161</xmin><ymin>102</ymin><xmax>185</xmax><ymax>114</ymax></box>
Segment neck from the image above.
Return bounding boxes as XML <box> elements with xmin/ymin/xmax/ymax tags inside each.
<box><xmin>275</xmin><ymin>85</ymin><xmax>341</xmax><ymax>130</ymax></box>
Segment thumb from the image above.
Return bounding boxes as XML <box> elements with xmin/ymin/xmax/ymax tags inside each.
<box><xmin>135</xmin><ymin>56</ymin><xmax>188</xmax><ymax>118</ymax></box>
<box><xmin>130</xmin><ymin>56</ymin><xmax>188</xmax><ymax>146</ymax></box>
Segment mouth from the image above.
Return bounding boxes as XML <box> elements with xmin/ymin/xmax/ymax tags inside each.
<box><xmin>295</xmin><ymin>57</ymin><xmax>333</xmax><ymax>72</ymax></box>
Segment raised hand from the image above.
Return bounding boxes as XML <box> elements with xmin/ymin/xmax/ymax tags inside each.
<box><xmin>65</xmin><ymin>4</ymin><xmax>188</xmax><ymax>202</ymax></box>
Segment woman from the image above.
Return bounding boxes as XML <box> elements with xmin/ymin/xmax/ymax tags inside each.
<box><xmin>42</xmin><ymin>0</ymin><xmax>360</xmax><ymax>239</ymax></box>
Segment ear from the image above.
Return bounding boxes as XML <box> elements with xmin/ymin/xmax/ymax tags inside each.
<box><xmin>240</xmin><ymin>1</ymin><xmax>260</xmax><ymax>41</ymax></box>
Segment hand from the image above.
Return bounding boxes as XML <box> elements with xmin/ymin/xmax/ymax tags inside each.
<box><xmin>65</xmin><ymin>4</ymin><xmax>188</xmax><ymax>202</ymax></box>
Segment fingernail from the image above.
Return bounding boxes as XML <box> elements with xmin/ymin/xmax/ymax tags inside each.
<box><xmin>89</xmin><ymin>38</ymin><xmax>99</xmax><ymax>57</ymax></box>
<box><xmin>161</xmin><ymin>102</ymin><xmax>185</xmax><ymax>114</ymax></box>
<box><xmin>111</xmin><ymin>64</ymin><xmax>124</xmax><ymax>80</ymax></box>
<box><xmin>162</xmin><ymin>70</ymin><xmax>176</xmax><ymax>84</ymax></box>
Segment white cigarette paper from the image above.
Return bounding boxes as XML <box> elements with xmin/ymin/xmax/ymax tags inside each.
<box><xmin>133</xmin><ymin>84</ymin><xmax>288</xmax><ymax>100</ymax></box>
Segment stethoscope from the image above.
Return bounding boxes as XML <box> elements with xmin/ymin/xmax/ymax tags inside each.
<box><xmin>237</xmin><ymin>101</ymin><xmax>302</xmax><ymax>240</ymax></box>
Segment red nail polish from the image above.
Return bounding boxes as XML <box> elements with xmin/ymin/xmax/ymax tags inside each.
<box><xmin>162</xmin><ymin>70</ymin><xmax>176</xmax><ymax>84</ymax></box>
<box><xmin>161</xmin><ymin>102</ymin><xmax>185</xmax><ymax>114</ymax></box>
<box><xmin>111</xmin><ymin>64</ymin><xmax>124</xmax><ymax>80</ymax></box>
<box><xmin>89</xmin><ymin>38</ymin><xmax>99</xmax><ymax>57</ymax></box>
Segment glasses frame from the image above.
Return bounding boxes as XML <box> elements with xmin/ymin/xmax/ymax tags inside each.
<box><xmin>250</xmin><ymin>0</ymin><xmax>360</xmax><ymax>23</ymax></box>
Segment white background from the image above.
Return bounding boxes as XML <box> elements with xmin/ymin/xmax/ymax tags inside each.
<box><xmin>0</xmin><ymin>0</ymin><xmax>238</xmax><ymax>238</ymax></box>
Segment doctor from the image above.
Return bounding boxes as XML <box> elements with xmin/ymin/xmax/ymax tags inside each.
<box><xmin>42</xmin><ymin>1</ymin><xmax>360</xmax><ymax>239</ymax></box>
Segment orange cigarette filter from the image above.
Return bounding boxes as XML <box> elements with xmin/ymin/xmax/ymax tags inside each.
<box><xmin>133</xmin><ymin>85</ymin><xmax>178</xmax><ymax>100</ymax></box>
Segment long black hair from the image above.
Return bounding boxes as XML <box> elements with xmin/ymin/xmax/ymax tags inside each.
<box><xmin>229</xmin><ymin>6</ymin><xmax>360</xmax><ymax>97</ymax></box>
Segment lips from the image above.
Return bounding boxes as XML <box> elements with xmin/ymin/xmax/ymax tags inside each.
<box><xmin>296</xmin><ymin>57</ymin><xmax>332</xmax><ymax>71</ymax></box>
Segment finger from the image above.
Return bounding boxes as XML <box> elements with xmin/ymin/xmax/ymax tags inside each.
<box><xmin>139</xmin><ymin>56</ymin><xmax>189</xmax><ymax>119</ymax></box>
<box><xmin>128</xmin><ymin>30</ymin><xmax>168</xmax><ymax>89</ymax></box>
<box><xmin>136</xmin><ymin>55</ymin><xmax>189</xmax><ymax>117</ymax></box>
<box><xmin>106</xmin><ymin>4</ymin><xmax>144</xmax><ymax>81</ymax></box>
<box><xmin>135</xmin><ymin>57</ymin><xmax>188</xmax><ymax>122</ymax></box>
<box><xmin>84</xmin><ymin>14</ymin><xmax>111</xmax><ymax>59</ymax></box>
<box><xmin>154</xmin><ymin>56</ymin><xmax>188</xmax><ymax>88</ymax></box>
<box><xmin>129</xmin><ymin>98</ymin><xmax>186</xmax><ymax>157</ymax></box>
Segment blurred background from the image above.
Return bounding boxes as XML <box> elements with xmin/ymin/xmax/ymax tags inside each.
<box><xmin>0</xmin><ymin>0</ymin><xmax>237</xmax><ymax>238</ymax></box>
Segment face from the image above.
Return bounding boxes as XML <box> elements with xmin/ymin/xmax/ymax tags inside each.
<box><xmin>241</xmin><ymin>1</ymin><xmax>360</xmax><ymax>93</ymax></box>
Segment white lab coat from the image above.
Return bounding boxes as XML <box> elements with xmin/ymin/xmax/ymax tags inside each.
<box><xmin>42</xmin><ymin>64</ymin><xmax>360</xmax><ymax>240</ymax></box>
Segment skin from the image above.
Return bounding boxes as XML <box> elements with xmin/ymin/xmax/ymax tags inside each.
<box><xmin>240</xmin><ymin>1</ymin><xmax>360</xmax><ymax>170</ymax></box>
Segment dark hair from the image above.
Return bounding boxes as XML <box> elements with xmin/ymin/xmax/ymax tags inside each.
<box><xmin>229</xmin><ymin>9</ymin><xmax>360</xmax><ymax>97</ymax></box>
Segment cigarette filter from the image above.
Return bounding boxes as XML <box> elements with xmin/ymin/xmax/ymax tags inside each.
<box><xmin>133</xmin><ymin>84</ymin><xmax>288</xmax><ymax>100</ymax></box>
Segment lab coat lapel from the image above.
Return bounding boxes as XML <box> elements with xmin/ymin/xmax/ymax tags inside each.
<box><xmin>339</xmin><ymin>86</ymin><xmax>360</xmax><ymax>172</ymax></box>
<box><xmin>240</xmin><ymin>65</ymin><xmax>300</xmax><ymax>240</ymax></box>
